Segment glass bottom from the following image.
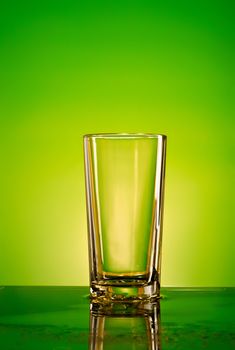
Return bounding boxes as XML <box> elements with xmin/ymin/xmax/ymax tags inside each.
<box><xmin>90</xmin><ymin>280</ymin><xmax>160</xmax><ymax>303</ymax></box>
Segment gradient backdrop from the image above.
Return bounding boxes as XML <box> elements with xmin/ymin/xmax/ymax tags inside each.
<box><xmin>0</xmin><ymin>0</ymin><xmax>234</xmax><ymax>286</ymax></box>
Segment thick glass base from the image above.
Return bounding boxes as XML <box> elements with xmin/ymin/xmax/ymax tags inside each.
<box><xmin>90</xmin><ymin>280</ymin><xmax>160</xmax><ymax>303</ymax></box>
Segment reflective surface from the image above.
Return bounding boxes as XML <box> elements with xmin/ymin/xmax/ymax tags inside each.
<box><xmin>90</xmin><ymin>300</ymin><xmax>161</xmax><ymax>349</ymax></box>
<box><xmin>0</xmin><ymin>287</ymin><xmax>234</xmax><ymax>349</ymax></box>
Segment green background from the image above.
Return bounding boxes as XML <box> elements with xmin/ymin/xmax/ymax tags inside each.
<box><xmin>0</xmin><ymin>0</ymin><xmax>234</xmax><ymax>287</ymax></box>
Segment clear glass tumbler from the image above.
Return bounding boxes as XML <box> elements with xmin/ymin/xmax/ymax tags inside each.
<box><xmin>83</xmin><ymin>133</ymin><xmax>167</xmax><ymax>302</ymax></box>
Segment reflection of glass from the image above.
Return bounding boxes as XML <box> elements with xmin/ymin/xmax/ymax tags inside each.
<box><xmin>84</xmin><ymin>134</ymin><xmax>167</xmax><ymax>302</ymax></box>
<box><xmin>89</xmin><ymin>301</ymin><xmax>161</xmax><ymax>350</ymax></box>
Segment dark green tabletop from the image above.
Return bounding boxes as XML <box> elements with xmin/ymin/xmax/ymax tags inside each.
<box><xmin>0</xmin><ymin>287</ymin><xmax>234</xmax><ymax>349</ymax></box>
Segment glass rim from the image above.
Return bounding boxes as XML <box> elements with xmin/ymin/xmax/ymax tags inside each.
<box><xmin>83</xmin><ymin>133</ymin><xmax>167</xmax><ymax>139</ymax></box>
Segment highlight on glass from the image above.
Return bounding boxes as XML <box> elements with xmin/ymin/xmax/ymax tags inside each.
<box><xmin>83</xmin><ymin>133</ymin><xmax>167</xmax><ymax>302</ymax></box>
